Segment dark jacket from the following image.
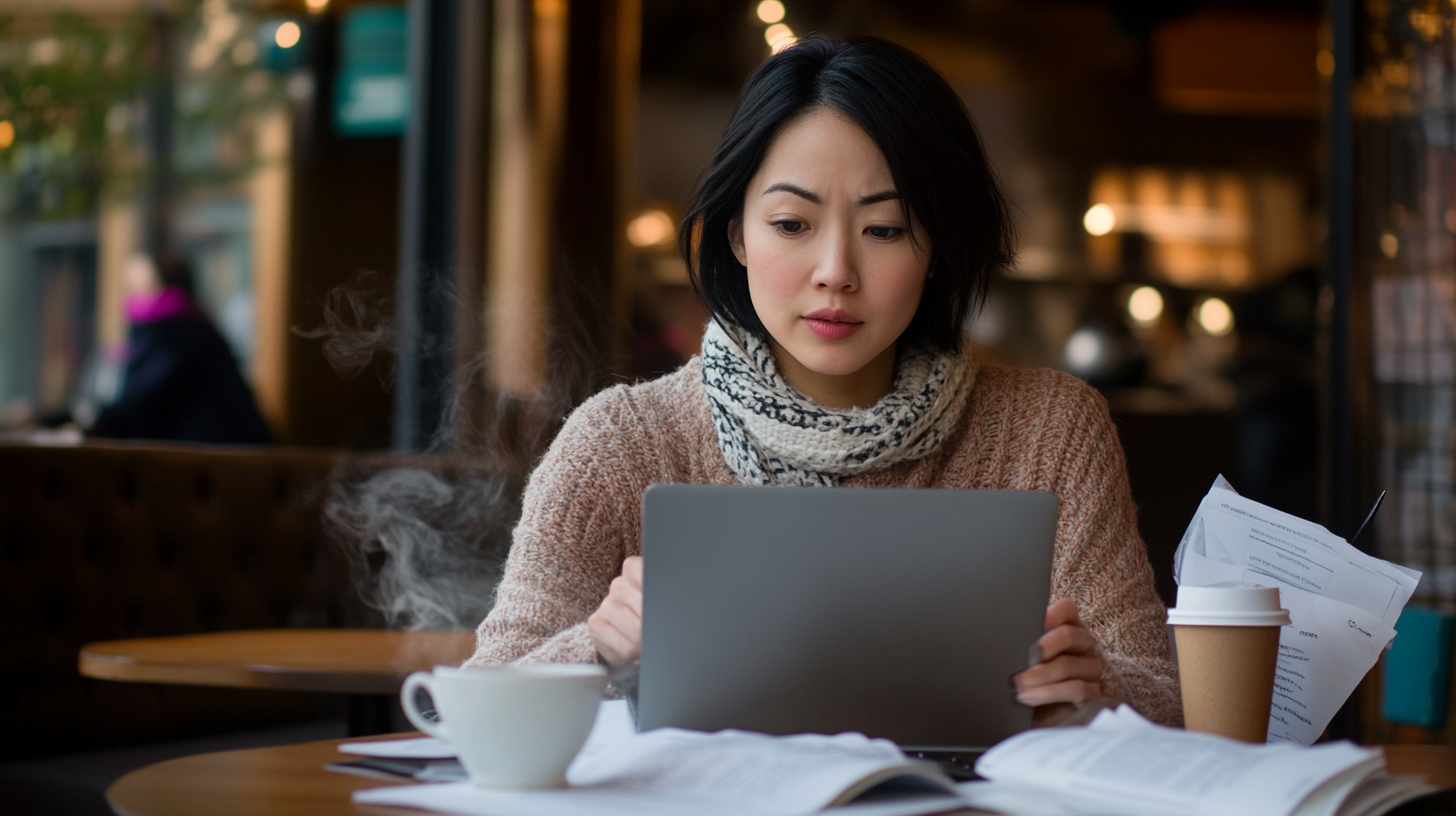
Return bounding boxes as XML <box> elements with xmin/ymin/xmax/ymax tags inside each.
<box><xmin>92</xmin><ymin>315</ymin><xmax>273</xmax><ymax>445</ymax></box>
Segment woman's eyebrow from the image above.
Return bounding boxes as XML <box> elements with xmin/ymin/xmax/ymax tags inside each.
<box><xmin>762</xmin><ymin>182</ymin><xmax>821</xmax><ymax>203</ymax></box>
<box><xmin>857</xmin><ymin>190</ymin><xmax>900</xmax><ymax>206</ymax></box>
<box><xmin>761</xmin><ymin>183</ymin><xmax>900</xmax><ymax>207</ymax></box>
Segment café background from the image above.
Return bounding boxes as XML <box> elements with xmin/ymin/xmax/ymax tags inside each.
<box><xmin>0</xmin><ymin>0</ymin><xmax>1452</xmax><ymax>751</ymax></box>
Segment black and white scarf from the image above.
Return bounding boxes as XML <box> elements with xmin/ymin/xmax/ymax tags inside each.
<box><xmin>701</xmin><ymin>320</ymin><xmax>974</xmax><ymax>487</ymax></box>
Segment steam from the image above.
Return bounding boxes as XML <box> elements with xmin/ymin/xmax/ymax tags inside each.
<box><xmin>293</xmin><ymin>270</ymin><xmax>395</xmax><ymax>383</ymax></box>
<box><xmin>297</xmin><ymin>268</ymin><xmax>614</xmax><ymax>632</ymax></box>
<box><xmin>324</xmin><ymin>465</ymin><xmax>520</xmax><ymax>631</ymax></box>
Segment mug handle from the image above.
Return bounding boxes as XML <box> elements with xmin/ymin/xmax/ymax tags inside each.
<box><xmin>400</xmin><ymin>671</ymin><xmax>447</xmax><ymax>739</ymax></box>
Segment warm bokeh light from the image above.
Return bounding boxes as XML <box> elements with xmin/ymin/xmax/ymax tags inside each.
<box><xmin>1316</xmin><ymin>50</ymin><xmax>1335</xmax><ymax>78</ymax></box>
<box><xmin>627</xmin><ymin>209</ymin><xmax>676</xmax><ymax>248</ymax></box>
<box><xmin>306</xmin><ymin>0</ymin><xmax>330</xmax><ymax>13</ymax></box>
<box><xmin>275</xmin><ymin>21</ymin><xmax>302</xmax><ymax>49</ymax></box>
<box><xmin>1083</xmin><ymin>203</ymin><xmax>1116</xmax><ymax>236</ymax></box>
<box><xmin>1065</xmin><ymin>327</ymin><xmax>1104</xmax><ymax>372</ymax></box>
<box><xmin>1127</xmin><ymin>286</ymin><xmax>1163</xmax><ymax>324</ymax></box>
<box><xmin>0</xmin><ymin>121</ymin><xmax>14</xmax><ymax>149</ymax></box>
<box><xmin>1197</xmin><ymin>297</ymin><xmax>1234</xmax><ymax>336</ymax></box>
<box><xmin>1380</xmin><ymin>232</ymin><xmax>1398</xmax><ymax>259</ymax></box>
<box><xmin>765</xmin><ymin>23</ymin><xmax>794</xmax><ymax>49</ymax></box>
<box><xmin>756</xmin><ymin>0</ymin><xmax>786</xmax><ymax>24</ymax></box>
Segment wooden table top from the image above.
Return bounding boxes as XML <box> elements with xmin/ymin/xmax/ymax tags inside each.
<box><xmin>80</xmin><ymin>630</ymin><xmax>476</xmax><ymax>696</ymax></box>
<box><xmin>106</xmin><ymin>736</ymin><xmax>1456</xmax><ymax>816</ymax></box>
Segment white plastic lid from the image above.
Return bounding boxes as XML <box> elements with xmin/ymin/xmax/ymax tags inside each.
<box><xmin>1167</xmin><ymin>584</ymin><xmax>1291</xmax><ymax>627</ymax></box>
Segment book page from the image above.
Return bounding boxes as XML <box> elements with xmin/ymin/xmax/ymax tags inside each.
<box><xmin>567</xmin><ymin>729</ymin><xmax>950</xmax><ymax>812</ymax></box>
<box><xmin>355</xmin><ymin>727</ymin><xmax>959</xmax><ymax>816</ymax></box>
<box><xmin>971</xmin><ymin>708</ymin><xmax>1381</xmax><ymax>816</ymax></box>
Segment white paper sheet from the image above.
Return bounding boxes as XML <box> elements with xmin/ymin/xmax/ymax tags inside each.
<box><xmin>355</xmin><ymin>783</ymin><xmax>966</xmax><ymax>816</ymax></box>
<box><xmin>339</xmin><ymin>736</ymin><xmax>456</xmax><ymax>759</ymax></box>
<box><xmin>1173</xmin><ymin>478</ymin><xmax>1421</xmax><ymax>746</ymax></box>
<box><xmin>354</xmin><ymin>728</ymin><xmax>960</xmax><ymax>816</ymax></box>
<box><xmin>964</xmin><ymin>705</ymin><xmax>1395</xmax><ymax>816</ymax></box>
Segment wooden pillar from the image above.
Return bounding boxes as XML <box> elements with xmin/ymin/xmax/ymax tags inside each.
<box><xmin>552</xmin><ymin>0</ymin><xmax>640</xmax><ymax>403</ymax></box>
<box><xmin>484</xmin><ymin>0</ymin><xmax>564</xmax><ymax>404</ymax></box>
<box><xmin>482</xmin><ymin>0</ymin><xmax>640</xmax><ymax>414</ymax></box>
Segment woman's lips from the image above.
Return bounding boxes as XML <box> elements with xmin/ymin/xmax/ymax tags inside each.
<box><xmin>802</xmin><ymin>309</ymin><xmax>862</xmax><ymax>340</ymax></box>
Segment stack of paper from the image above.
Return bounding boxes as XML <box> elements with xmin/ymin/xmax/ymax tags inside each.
<box><xmin>1174</xmin><ymin>476</ymin><xmax>1422</xmax><ymax>745</ymax></box>
<box><xmin>960</xmin><ymin>706</ymin><xmax>1434</xmax><ymax>816</ymax></box>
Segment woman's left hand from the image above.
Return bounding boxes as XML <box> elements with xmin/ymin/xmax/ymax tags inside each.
<box><xmin>1014</xmin><ymin>598</ymin><xmax>1103</xmax><ymax>713</ymax></box>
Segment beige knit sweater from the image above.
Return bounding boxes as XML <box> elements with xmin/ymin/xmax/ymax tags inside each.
<box><xmin>467</xmin><ymin>356</ymin><xmax>1183</xmax><ymax>726</ymax></box>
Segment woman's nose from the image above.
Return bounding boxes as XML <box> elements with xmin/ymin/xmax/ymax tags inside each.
<box><xmin>811</xmin><ymin>234</ymin><xmax>859</xmax><ymax>292</ymax></box>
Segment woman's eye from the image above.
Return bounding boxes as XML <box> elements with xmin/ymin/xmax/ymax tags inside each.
<box><xmin>774</xmin><ymin>220</ymin><xmax>806</xmax><ymax>235</ymax></box>
<box><xmin>867</xmin><ymin>225</ymin><xmax>903</xmax><ymax>239</ymax></box>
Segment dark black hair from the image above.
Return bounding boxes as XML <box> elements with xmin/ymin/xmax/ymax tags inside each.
<box><xmin>152</xmin><ymin>250</ymin><xmax>196</xmax><ymax>297</ymax></box>
<box><xmin>680</xmin><ymin>35</ymin><xmax>1015</xmax><ymax>353</ymax></box>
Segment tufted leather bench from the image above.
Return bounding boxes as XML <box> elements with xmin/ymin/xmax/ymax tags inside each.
<box><xmin>0</xmin><ymin>442</ymin><xmax>520</xmax><ymax>761</ymax></box>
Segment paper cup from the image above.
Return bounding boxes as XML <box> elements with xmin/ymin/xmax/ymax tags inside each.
<box><xmin>1168</xmin><ymin>585</ymin><xmax>1289</xmax><ymax>743</ymax></box>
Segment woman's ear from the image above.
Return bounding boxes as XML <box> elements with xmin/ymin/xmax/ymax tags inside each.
<box><xmin>728</xmin><ymin>218</ymin><xmax>748</xmax><ymax>267</ymax></box>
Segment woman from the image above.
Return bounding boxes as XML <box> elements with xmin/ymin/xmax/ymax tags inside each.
<box><xmin>90</xmin><ymin>251</ymin><xmax>272</xmax><ymax>445</ymax></box>
<box><xmin>467</xmin><ymin>35</ymin><xmax>1180</xmax><ymax>726</ymax></box>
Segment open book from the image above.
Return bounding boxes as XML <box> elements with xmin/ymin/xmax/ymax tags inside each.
<box><xmin>350</xmin><ymin>700</ymin><xmax>965</xmax><ymax>816</ymax></box>
<box><xmin>961</xmin><ymin>706</ymin><xmax>1435</xmax><ymax>816</ymax></box>
<box><xmin>347</xmin><ymin>701</ymin><xmax>1437</xmax><ymax>816</ymax></box>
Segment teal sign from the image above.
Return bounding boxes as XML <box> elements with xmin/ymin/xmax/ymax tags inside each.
<box><xmin>334</xmin><ymin>5</ymin><xmax>409</xmax><ymax>138</ymax></box>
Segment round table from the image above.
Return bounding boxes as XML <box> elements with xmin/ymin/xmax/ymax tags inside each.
<box><xmin>105</xmin><ymin>737</ymin><xmax>1456</xmax><ymax>816</ymax></box>
<box><xmin>80</xmin><ymin>630</ymin><xmax>475</xmax><ymax>735</ymax></box>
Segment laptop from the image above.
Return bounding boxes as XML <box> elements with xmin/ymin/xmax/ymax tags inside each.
<box><xmin>637</xmin><ymin>484</ymin><xmax>1058</xmax><ymax>754</ymax></box>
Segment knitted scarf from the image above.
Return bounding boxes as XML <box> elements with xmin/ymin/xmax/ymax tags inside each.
<box><xmin>701</xmin><ymin>319</ymin><xmax>974</xmax><ymax>487</ymax></box>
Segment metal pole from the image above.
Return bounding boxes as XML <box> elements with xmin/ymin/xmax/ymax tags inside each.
<box><xmin>1325</xmin><ymin>0</ymin><xmax>1357</xmax><ymax>743</ymax></box>
<box><xmin>395</xmin><ymin>0</ymin><xmax>460</xmax><ymax>452</ymax></box>
<box><xmin>1327</xmin><ymin>0</ymin><xmax>1354</xmax><ymax>543</ymax></box>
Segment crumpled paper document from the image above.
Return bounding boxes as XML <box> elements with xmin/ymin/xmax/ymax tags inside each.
<box><xmin>1173</xmin><ymin>476</ymin><xmax>1421</xmax><ymax>745</ymax></box>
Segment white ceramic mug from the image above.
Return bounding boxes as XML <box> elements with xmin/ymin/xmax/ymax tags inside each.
<box><xmin>401</xmin><ymin>664</ymin><xmax>607</xmax><ymax>788</ymax></box>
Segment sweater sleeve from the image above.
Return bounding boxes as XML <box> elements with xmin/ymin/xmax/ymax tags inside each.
<box><xmin>1044</xmin><ymin>377</ymin><xmax>1184</xmax><ymax>726</ymax></box>
<box><xmin>464</xmin><ymin>387</ymin><xmax>654</xmax><ymax>668</ymax></box>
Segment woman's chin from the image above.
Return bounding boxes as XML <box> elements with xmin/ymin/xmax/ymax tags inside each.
<box><xmin>779</xmin><ymin>345</ymin><xmax>882</xmax><ymax>380</ymax></box>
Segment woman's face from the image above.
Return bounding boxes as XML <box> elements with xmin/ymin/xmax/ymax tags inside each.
<box><xmin>729</xmin><ymin>108</ymin><xmax>930</xmax><ymax>402</ymax></box>
<box><xmin>126</xmin><ymin>255</ymin><xmax>162</xmax><ymax>297</ymax></box>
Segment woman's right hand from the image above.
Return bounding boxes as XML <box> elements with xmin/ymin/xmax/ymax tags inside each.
<box><xmin>588</xmin><ymin>555</ymin><xmax>643</xmax><ymax>670</ymax></box>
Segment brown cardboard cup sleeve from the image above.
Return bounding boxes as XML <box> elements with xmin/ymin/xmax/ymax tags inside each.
<box><xmin>1168</xmin><ymin>584</ymin><xmax>1291</xmax><ymax>743</ymax></box>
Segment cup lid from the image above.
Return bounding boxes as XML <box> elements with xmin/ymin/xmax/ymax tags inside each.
<box><xmin>1167</xmin><ymin>584</ymin><xmax>1291</xmax><ymax>627</ymax></box>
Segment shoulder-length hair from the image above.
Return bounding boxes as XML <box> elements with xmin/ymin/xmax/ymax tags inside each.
<box><xmin>679</xmin><ymin>34</ymin><xmax>1015</xmax><ymax>354</ymax></box>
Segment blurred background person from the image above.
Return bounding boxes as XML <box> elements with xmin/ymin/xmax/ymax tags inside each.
<box><xmin>89</xmin><ymin>251</ymin><xmax>272</xmax><ymax>445</ymax></box>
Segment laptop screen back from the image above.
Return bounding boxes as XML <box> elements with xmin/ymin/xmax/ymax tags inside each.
<box><xmin>638</xmin><ymin>484</ymin><xmax>1058</xmax><ymax>749</ymax></box>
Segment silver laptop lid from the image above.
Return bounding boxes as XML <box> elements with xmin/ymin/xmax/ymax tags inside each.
<box><xmin>638</xmin><ymin>484</ymin><xmax>1058</xmax><ymax>750</ymax></box>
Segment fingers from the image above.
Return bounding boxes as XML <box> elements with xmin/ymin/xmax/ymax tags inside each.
<box><xmin>589</xmin><ymin>558</ymin><xmax>646</xmax><ymax>669</ymax></box>
<box><xmin>622</xmin><ymin>555</ymin><xmax>644</xmax><ymax>590</ymax></box>
<box><xmin>1044</xmin><ymin>597</ymin><xmax>1081</xmax><ymax>630</ymax></box>
<box><xmin>588</xmin><ymin>592</ymin><xmax>642</xmax><ymax>669</ymax></box>
<box><xmin>1017</xmin><ymin>678</ymin><xmax>1102</xmax><ymax>708</ymax></box>
<box><xmin>609</xmin><ymin>572</ymin><xmax>643</xmax><ymax>619</ymax></box>
<box><xmin>1015</xmin><ymin>654</ymin><xmax>1101</xmax><ymax>692</ymax></box>
<box><xmin>588</xmin><ymin>612</ymin><xmax>638</xmax><ymax>668</ymax></box>
<box><xmin>1035</xmin><ymin>621</ymin><xmax>1098</xmax><ymax>663</ymax></box>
